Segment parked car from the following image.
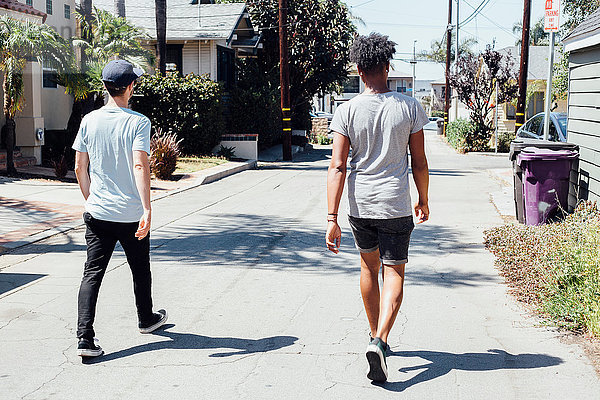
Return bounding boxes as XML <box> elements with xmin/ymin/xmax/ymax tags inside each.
<box><xmin>311</xmin><ymin>111</ymin><xmax>334</xmax><ymax>122</ymax></box>
<box><xmin>424</xmin><ymin>117</ymin><xmax>442</xmax><ymax>130</ymax></box>
<box><xmin>516</xmin><ymin>112</ymin><xmax>568</xmax><ymax>142</ymax></box>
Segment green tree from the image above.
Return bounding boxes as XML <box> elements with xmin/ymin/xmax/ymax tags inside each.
<box><xmin>0</xmin><ymin>16</ymin><xmax>71</xmax><ymax>175</ymax></box>
<box><xmin>512</xmin><ymin>17</ymin><xmax>550</xmax><ymax>46</ymax></box>
<box><xmin>61</xmin><ymin>7</ymin><xmax>154</xmax><ymax>142</ymax></box>
<box><xmin>234</xmin><ymin>0</ymin><xmax>356</xmax><ymax>129</ymax></box>
<box><xmin>420</xmin><ymin>31</ymin><xmax>478</xmax><ymax>64</ymax></box>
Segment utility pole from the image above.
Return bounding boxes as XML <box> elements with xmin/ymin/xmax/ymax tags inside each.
<box><xmin>455</xmin><ymin>0</ymin><xmax>459</xmax><ymax>65</ymax></box>
<box><xmin>411</xmin><ymin>40</ymin><xmax>417</xmax><ymax>97</ymax></box>
<box><xmin>279</xmin><ymin>0</ymin><xmax>292</xmax><ymax>161</ymax></box>
<box><xmin>515</xmin><ymin>0</ymin><xmax>532</xmax><ymax>133</ymax></box>
<box><xmin>444</xmin><ymin>0</ymin><xmax>453</xmax><ymax>135</ymax></box>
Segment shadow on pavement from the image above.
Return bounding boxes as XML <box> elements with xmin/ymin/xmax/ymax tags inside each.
<box><xmin>374</xmin><ymin>348</ymin><xmax>562</xmax><ymax>392</ymax></box>
<box><xmin>84</xmin><ymin>324</ymin><xmax>298</xmax><ymax>364</ymax></box>
<box><xmin>0</xmin><ymin>272</ymin><xmax>46</xmax><ymax>295</ymax></box>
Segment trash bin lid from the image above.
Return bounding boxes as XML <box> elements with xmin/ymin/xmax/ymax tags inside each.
<box><xmin>509</xmin><ymin>139</ymin><xmax>579</xmax><ymax>161</ymax></box>
<box><xmin>517</xmin><ymin>147</ymin><xmax>578</xmax><ymax>165</ymax></box>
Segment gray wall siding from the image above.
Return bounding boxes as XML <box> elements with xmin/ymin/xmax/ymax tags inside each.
<box><xmin>568</xmin><ymin>44</ymin><xmax>600</xmax><ymax>209</ymax></box>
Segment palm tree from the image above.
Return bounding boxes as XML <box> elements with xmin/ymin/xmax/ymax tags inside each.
<box><xmin>155</xmin><ymin>0</ymin><xmax>167</xmax><ymax>75</ymax></box>
<box><xmin>0</xmin><ymin>16</ymin><xmax>71</xmax><ymax>175</ymax></box>
<box><xmin>61</xmin><ymin>7</ymin><xmax>155</xmax><ymax>140</ymax></box>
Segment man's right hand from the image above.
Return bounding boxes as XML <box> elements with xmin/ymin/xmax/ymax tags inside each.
<box><xmin>326</xmin><ymin>221</ymin><xmax>342</xmax><ymax>254</ymax></box>
<box><xmin>135</xmin><ymin>210</ymin><xmax>152</xmax><ymax>240</ymax></box>
<box><xmin>414</xmin><ymin>202</ymin><xmax>430</xmax><ymax>224</ymax></box>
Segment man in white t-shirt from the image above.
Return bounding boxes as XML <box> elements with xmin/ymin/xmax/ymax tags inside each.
<box><xmin>326</xmin><ymin>33</ymin><xmax>430</xmax><ymax>382</ymax></box>
<box><xmin>72</xmin><ymin>60</ymin><xmax>167</xmax><ymax>357</ymax></box>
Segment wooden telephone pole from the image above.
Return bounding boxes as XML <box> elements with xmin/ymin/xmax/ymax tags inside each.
<box><xmin>515</xmin><ymin>0</ymin><xmax>532</xmax><ymax>132</ymax></box>
<box><xmin>279</xmin><ymin>0</ymin><xmax>292</xmax><ymax>161</ymax></box>
<box><xmin>444</xmin><ymin>0</ymin><xmax>453</xmax><ymax>135</ymax></box>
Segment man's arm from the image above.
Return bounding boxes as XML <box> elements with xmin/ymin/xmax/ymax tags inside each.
<box><xmin>326</xmin><ymin>132</ymin><xmax>350</xmax><ymax>253</ymax></box>
<box><xmin>133</xmin><ymin>150</ymin><xmax>152</xmax><ymax>240</ymax></box>
<box><xmin>409</xmin><ymin>130</ymin><xmax>430</xmax><ymax>224</ymax></box>
<box><xmin>74</xmin><ymin>151</ymin><xmax>91</xmax><ymax>200</ymax></box>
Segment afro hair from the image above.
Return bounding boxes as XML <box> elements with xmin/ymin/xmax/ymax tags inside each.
<box><xmin>349</xmin><ymin>33</ymin><xmax>396</xmax><ymax>74</ymax></box>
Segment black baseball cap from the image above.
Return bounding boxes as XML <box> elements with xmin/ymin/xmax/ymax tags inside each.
<box><xmin>102</xmin><ymin>59</ymin><xmax>144</xmax><ymax>88</ymax></box>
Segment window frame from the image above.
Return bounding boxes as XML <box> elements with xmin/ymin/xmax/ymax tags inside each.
<box><xmin>64</xmin><ymin>4</ymin><xmax>71</xmax><ymax>19</ymax></box>
<box><xmin>46</xmin><ymin>0</ymin><xmax>52</xmax><ymax>15</ymax></box>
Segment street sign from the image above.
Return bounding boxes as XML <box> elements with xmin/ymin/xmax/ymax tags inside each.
<box><xmin>544</xmin><ymin>0</ymin><xmax>560</xmax><ymax>32</ymax></box>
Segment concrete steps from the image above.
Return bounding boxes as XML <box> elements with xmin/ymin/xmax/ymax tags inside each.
<box><xmin>0</xmin><ymin>150</ymin><xmax>37</xmax><ymax>169</ymax></box>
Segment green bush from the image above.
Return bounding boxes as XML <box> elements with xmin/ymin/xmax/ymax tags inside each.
<box><xmin>445</xmin><ymin>119</ymin><xmax>473</xmax><ymax>152</ymax></box>
<box><xmin>484</xmin><ymin>202</ymin><xmax>600</xmax><ymax>337</ymax></box>
<box><xmin>131</xmin><ymin>73</ymin><xmax>225</xmax><ymax>156</ymax></box>
<box><xmin>431</xmin><ymin>110</ymin><xmax>445</xmax><ymax>118</ymax></box>
<box><xmin>497</xmin><ymin>130</ymin><xmax>515</xmax><ymax>153</ymax></box>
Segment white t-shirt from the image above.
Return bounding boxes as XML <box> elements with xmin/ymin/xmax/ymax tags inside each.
<box><xmin>72</xmin><ymin>106</ymin><xmax>151</xmax><ymax>223</ymax></box>
<box><xmin>329</xmin><ymin>92</ymin><xmax>429</xmax><ymax>219</ymax></box>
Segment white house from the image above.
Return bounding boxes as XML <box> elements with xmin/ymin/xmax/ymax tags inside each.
<box><xmin>94</xmin><ymin>0</ymin><xmax>261</xmax><ymax>90</ymax></box>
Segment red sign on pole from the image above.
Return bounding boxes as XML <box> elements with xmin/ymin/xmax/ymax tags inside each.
<box><xmin>544</xmin><ymin>0</ymin><xmax>560</xmax><ymax>32</ymax></box>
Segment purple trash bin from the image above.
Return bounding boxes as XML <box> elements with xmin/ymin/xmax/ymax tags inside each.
<box><xmin>517</xmin><ymin>147</ymin><xmax>578</xmax><ymax>225</ymax></box>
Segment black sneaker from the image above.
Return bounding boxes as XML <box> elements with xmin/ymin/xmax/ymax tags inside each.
<box><xmin>366</xmin><ymin>337</ymin><xmax>388</xmax><ymax>382</ymax></box>
<box><xmin>139</xmin><ymin>309</ymin><xmax>168</xmax><ymax>334</ymax></box>
<box><xmin>77</xmin><ymin>338</ymin><xmax>103</xmax><ymax>357</ymax></box>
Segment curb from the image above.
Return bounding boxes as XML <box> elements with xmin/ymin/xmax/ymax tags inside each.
<box><xmin>1</xmin><ymin>160</ymin><xmax>257</xmax><ymax>251</ymax></box>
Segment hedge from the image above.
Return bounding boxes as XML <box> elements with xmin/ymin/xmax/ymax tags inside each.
<box><xmin>131</xmin><ymin>73</ymin><xmax>225</xmax><ymax>156</ymax></box>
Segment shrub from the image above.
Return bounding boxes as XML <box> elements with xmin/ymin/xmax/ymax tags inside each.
<box><xmin>445</xmin><ymin>119</ymin><xmax>473</xmax><ymax>152</ymax></box>
<box><xmin>216</xmin><ymin>145</ymin><xmax>235</xmax><ymax>160</ymax></box>
<box><xmin>52</xmin><ymin>154</ymin><xmax>69</xmax><ymax>179</ymax></box>
<box><xmin>496</xmin><ymin>130</ymin><xmax>515</xmax><ymax>153</ymax></box>
<box><xmin>131</xmin><ymin>73</ymin><xmax>225</xmax><ymax>156</ymax></box>
<box><xmin>484</xmin><ymin>202</ymin><xmax>600</xmax><ymax>337</ymax></box>
<box><xmin>150</xmin><ymin>128</ymin><xmax>182</xmax><ymax>180</ymax></box>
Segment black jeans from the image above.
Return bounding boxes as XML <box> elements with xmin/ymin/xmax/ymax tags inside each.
<box><xmin>77</xmin><ymin>212</ymin><xmax>153</xmax><ymax>340</ymax></box>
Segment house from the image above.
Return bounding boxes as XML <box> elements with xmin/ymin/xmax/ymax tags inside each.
<box><xmin>562</xmin><ymin>7</ymin><xmax>600</xmax><ymax>207</ymax></box>
<box><xmin>0</xmin><ymin>0</ymin><xmax>76</xmax><ymax>165</ymax></box>
<box><xmin>313</xmin><ymin>65</ymin><xmax>414</xmax><ymax>114</ymax></box>
<box><xmin>495</xmin><ymin>45</ymin><xmax>567</xmax><ymax>133</ymax></box>
<box><xmin>94</xmin><ymin>0</ymin><xmax>261</xmax><ymax>90</ymax></box>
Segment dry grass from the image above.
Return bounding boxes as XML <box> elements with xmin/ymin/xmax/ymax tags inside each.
<box><xmin>174</xmin><ymin>156</ymin><xmax>228</xmax><ymax>174</ymax></box>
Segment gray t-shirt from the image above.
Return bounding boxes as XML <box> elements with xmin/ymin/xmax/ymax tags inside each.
<box><xmin>329</xmin><ymin>92</ymin><xmax>429</xmax><ymax>219</ymax></box>
<box><xmin>73</xmin><ymin>106</ymin><xmax>151</xmax><ymax>223</ymax></box>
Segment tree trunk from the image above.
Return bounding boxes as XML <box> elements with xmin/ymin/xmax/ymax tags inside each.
<box><xmin>115</xmin><ymin>0</ymin><xmax>126</xmax><ymax>18</ymax></box>
<box><xmin>155</xmin><ymin>0</ymin><xmax>167</xmax><ymax>75</ymax></box>
<box><xmin>3</xmin><ymin>75</ymin><xmax>16</xmax><ymax>175</ymax></box>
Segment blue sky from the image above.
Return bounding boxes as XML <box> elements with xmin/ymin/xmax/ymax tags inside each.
<box><xmin>343</xmin><ymin>0</ymin><xmax>549</xmax><ymax>80</ymax></box>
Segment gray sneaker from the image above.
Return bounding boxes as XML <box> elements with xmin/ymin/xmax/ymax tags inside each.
<box><xmin>366</xmin><ymin>337</ymin><xmax>388</xmax><ymax>382</ymax></box>
<box><xmin>139</xmin><ymin>309</ymin><xmax>168</xmax><ymax>334</ymax></box>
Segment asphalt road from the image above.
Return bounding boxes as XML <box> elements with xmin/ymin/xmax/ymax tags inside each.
<box><xmin>0</xmin><ymin>131</ymin><xmax>599</xmax><ymax>399</ymax></box>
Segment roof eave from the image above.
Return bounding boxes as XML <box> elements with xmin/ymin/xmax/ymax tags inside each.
<box><xmin>226</xmin><ymin>6</ymin><xmax>250</xmax><ymax>45</ymax></box>
<box><xmin>564</xmin><ymin>29</ymin><xmax>600</xmax><ymax>52</ymax></box>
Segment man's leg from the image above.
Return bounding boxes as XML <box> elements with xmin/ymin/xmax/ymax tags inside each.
<box><xmin>360</xmin><ymin>249</ymin><xmax>381</xmax><ymax>338</ymax></box>
<box><xmin>376</xmin><ymin>263</ymin><xmax>405</xmax><ymax>343</ymax></box>
<box><xmin>118</xmin><ymin>225</ymin><xmax>154</xmax><ymax>325</ymax></box>
<box><xmin>77</xmin><ymin>214</ymin><xmax>117</xmax><ymax>340</ymax></box>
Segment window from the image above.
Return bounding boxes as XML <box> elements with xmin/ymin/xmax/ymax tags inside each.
<box><xmin>165</xmin><ymin>44</ymin><xmax>183</xmax><ymax>74</ymax></box>
<box><xmin>217</xmin><ymin>46</ymin><xmax>235</xmax><ymax>91</ymax></box>
<box><xmin>526</xmin><ymin>115</ymin><xmax>543</xmax><ymax>138</ymax></box>
<box><xmin>342</xmin><ymin>76</ymin><xmax>360</xmax><ymax>94</ymax></box>
<box><xmin>506</xmin><ymin>103</ymin><xmax>516</xmax><ymax>120</ymax></box>
<box><xmin>43</xmin><ymin>69</ymin><xmax>58</xmax><ymax>88</ymax></box>
<box><xmin>46</xmin><ymin>0</ymin><xmax>52</xmax><ymax>15</ymax></box>
<box><xmin>26</xmin><ymin>0</ymin><xmax>33</xmax><ymax>6</ymax></box>
<box><xmin>64</xmin><ymin>4</ymin><xmax>71</xmax><ymax>19</ymax></box>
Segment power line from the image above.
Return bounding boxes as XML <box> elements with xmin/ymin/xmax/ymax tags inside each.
<box><xmin>460</xmin><ymin>0</ymin><xmax>492</xmax><ymax>26</ymax></box>
<box><xmin>350</xmin><ymin>0</ymin><xmax>378</xmax><ymax>8</ymax></box>
<box><xmin>462</xmin><ymin>0</ymin><xmax>520</xmax><ymax>39</ymax></box>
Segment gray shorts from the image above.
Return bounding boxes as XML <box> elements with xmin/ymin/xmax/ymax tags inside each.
<box><xmin>348</xmin><ymin>216</ymin><xmax>414</xmax><ymax>265</ymax></box>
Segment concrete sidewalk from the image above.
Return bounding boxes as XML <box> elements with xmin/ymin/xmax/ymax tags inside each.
<box><xmin>0</xmin><ymin>160</ymin><xmax>256</xmax><ymax>251</ymax></box>
<box><xmin>0</xmin><ymin>132</ymin><xmax>598</xmax><ymax>399</ymax></box>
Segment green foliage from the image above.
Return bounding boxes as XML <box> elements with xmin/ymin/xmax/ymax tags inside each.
<box><xmin>216</xmin><ymin>145</ymin><xmax>236</xmax><ymax>160</ymax></box>
<box><xmin>228</xmin><ymin>59</ymin><xmax>282</xmax><ymax>149</ymax></box>
<box><xmin>431</xmin><ymin>110</ymin><xmax>445</xmax><ymax>118</ymax></box>
<box><xmin>497</xmin><ymin>130</ymin><xmax>515</xmax><ymax>153</ymax></box>
<box><xmin>553</xmin><ymin>47</ymin><xmax>570</xmax><ymax>101</ymax></box>
<box><xmin>485</xmin><ymin>202</ymin><xmax>600</xmax><ymax>337</ymax></box>
<box><xmin>445</xmin><ymin>119</ymin><xmax>475</xmax><ymax>152</ymax></box>
<box><xmin>314</xmin><ymin>135</ymin><xmax>332</xmax><ymax>145</ymax></box>
<box><xmin>131</xmin><ymin>73</ymin><xmax>225</xmax><ymax>156</ymax></box>
<box><xmin>150</xmin><ymin>128</ymin><xmax>182</xmax><ymax>180</ymax></box>
<box><xmin>242</xmin><ymin>0</ymin><xmax>356</xmax><ymax>129</ymax></box>
<box><xmin>512</xmin><ymin>17</ymin><xmax>550</xmax><ymax>46</ymax></box>
<box><xmin>563</xmin><ymin>0</ymin><xmax>600</xmax><ymax>31</ymax></box>
<box><xmin>420</xmin><ymin>31</ymin><xmax>478</xmax><ymax>64</ymax></box>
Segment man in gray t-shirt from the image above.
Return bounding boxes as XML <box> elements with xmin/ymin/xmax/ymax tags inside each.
<box><xmin>72</xmin><ymin>60</ymin><xmax>167</xmax><ymax>358</ymax></box>
<box><xmin>326</xmin><ymin>33</ymin><xmax>430</xmax><ymax>383</ymax></box>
